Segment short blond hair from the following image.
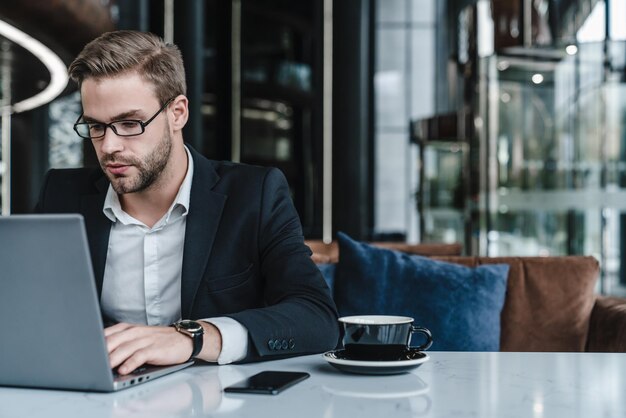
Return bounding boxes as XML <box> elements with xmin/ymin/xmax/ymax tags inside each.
<box><xmin>68</xmin><ymin>30</ymin><xmax>186</xmax><ymax>105</ymax></box>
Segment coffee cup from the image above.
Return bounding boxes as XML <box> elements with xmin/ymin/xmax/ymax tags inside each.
<box><xmin>339</xmin><ymin>315</ymin><xmax>432</xmax><ymax>361</ymax></box>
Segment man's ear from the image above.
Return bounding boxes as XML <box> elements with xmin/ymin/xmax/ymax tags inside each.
<box><xmin>169</xmin><ymin>95</ymin><xmax>189</xmax><ymax>131</ymax></box>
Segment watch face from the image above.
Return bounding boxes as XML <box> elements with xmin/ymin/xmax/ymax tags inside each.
<box><xmin>178</xmin><ymin>320</ymin><xmax>203</xmax><ymax>333</ymax></box>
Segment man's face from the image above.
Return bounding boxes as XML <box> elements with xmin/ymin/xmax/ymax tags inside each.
<box><xmin>80</xmin><ymin>72</ymin><xmax>172</xmax><ymax>194</ymax></box>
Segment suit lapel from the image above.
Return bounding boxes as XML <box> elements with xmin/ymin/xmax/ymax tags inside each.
<box><xmin>181</xmin><ymin>148</ymin><xmax>226</xmax><ymax>318</ymax></box>
<box><xmin>81</xmin><ymin>175</ymin><xmax>111</xmax><ymax>298</ymax></box>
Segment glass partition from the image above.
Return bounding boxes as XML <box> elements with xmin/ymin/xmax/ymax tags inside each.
<box><xmin>480</xmin><ymin>41</ymin><xmax>626</xmax><ymax>295</ymax></box>
<box><xmin>419</xmin><ymin>140</ymin><xmax>468</xmax><ymax>245</ymax></box>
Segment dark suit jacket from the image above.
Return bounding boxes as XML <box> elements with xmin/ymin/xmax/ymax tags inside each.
<box><xmin>35</xmin><ymin>146</ymin><xmax>339</xmax><ymax>362</ymax></box>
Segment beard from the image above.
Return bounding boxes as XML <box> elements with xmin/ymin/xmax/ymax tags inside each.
<box><xmin>99</xmin><ymin>129</ymin><xmax>172</xmax><ymax>194</ymax></box>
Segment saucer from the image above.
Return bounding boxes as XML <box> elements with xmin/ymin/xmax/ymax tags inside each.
<box><xmin>323</xmin><ymin>349</ymin><xmax>429</xmax><ymax>375</ymax></box>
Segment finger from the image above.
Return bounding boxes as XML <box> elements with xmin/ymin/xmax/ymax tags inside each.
<box><xmin>106</xmin><ymin>325</ymin><xmax>145</xmax><ymax>354</ymax></box>
<box><xmin>109</xmin><ymin>337</ymin><xmax>151</xmax><ymax>372</ymax></box>
<box><xmin>118</xmin><ymin>348</ymin><xmax>150</xmax><ymax>375</ymax></box>
<box><xmin>104</xmin><ymin>322</ymin><xmax>134</xmax><ymax>337</ymax></box>
<box><xmin>115</xmin><ymin>331</ymin><xmax>194</xmax><ymax>374</ymax></box>
<box><xmin>120</xmin><ymin>341</ymin><xmax>182</xmax><ymax>375</ymax></box>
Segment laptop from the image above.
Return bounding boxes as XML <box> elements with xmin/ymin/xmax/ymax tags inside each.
<box><xmin>0</xmin><ymin>214</ymin><xmax>193</xmax><ymax>392</ymax></box>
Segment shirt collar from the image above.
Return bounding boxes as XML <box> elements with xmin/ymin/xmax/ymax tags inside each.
<box><xmin>103</xmin><ymin>145</ymin><xmax>194</xmax><ymax>226</ymax></box>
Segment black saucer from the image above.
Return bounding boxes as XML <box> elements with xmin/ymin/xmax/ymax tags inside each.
<box><xmin>323</xmin><ymin>348</ymin><xmax>429</xmax><ymax>375</ymax></box>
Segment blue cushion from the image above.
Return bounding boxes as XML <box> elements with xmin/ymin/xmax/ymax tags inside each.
<box><xmin>334</xmin><ymin>232</ymin><xmax>509</xmax><ymax>351</ymax></box>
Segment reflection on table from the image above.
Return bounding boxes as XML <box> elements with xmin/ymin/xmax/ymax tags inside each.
<box><xmin>1</xmin><ymin>352</ymin><xmax>625</xmax><ymax>418</ymax></box>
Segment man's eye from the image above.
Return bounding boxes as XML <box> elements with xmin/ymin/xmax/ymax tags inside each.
<box><xmin>89</xmin><ymin>124</ymin><xmax>105</xmax><ymax>132</ymax></box>
<box><xmin>119</xmin><ymin>121</ymin><xmax>140</xmax><ymax>129</ymax></box>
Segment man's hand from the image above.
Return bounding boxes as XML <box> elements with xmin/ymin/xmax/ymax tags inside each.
<box><xmin>105</xmin><ymin>322</ymin><xmax>222</xmax><ymax>375</ymax></box>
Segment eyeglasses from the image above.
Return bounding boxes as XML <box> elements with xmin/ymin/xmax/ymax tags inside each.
<box><xmin>73</xmin><ymin>98</ymin><xmax>175</xmax><ymax>140</ymax></box>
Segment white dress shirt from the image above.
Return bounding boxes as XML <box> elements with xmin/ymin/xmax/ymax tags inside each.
<box><xmin>100</xmin><ymin>146</ymin><xmax>248</xmax><ymax>364</ymax></box>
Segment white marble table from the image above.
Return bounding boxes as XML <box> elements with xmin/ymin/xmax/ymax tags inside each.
<box><xmin>1</xmin><ymin>351</ymin><xmax>624</xmax><ymax>418</ymax></box>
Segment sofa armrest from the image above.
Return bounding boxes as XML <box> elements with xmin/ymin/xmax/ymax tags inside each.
<box><xmin>586</xmin><ymin>296</ymin><xmax>626</xmax><ymax>352</ymax></box>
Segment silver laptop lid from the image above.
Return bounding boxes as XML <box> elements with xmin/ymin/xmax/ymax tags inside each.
<box><xmin>0</xmin><ymin>214</ymin><xmax>115</xmax><ymax>391</ymax></box>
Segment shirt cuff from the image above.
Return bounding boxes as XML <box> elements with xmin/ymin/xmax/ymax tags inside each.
<box><xmin>202</xmin><ymin>317</ymin><xmax>248</xmax><ymax>364</ymax></box>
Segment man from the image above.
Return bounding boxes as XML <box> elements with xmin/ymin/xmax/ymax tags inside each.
<box><xmin>35</xmin><ymin>30</ymin><xmax>338</xmax><ymax>374</ymax></box>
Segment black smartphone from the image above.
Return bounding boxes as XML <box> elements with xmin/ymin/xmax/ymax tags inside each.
<box><xmin>223</xmin><ymin>371</ymin><xmax>310</xmax><ymax>395</ymax></box>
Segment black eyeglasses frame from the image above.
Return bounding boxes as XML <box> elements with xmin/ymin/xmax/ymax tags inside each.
<box><xmin>73</xmin><ymin>97</ymin><xmax>175</xmax><ymax>140</ymax></box>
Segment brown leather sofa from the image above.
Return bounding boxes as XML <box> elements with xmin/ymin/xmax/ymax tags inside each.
<box><xmin>307</xmin><ymin>241</ymin><xmax>626</xmax><ymax>352</ymax></box>
<box><xmin>305</xmin><ymin>240</ymin><xmax>463</xmax><ymax>264</ymax></box>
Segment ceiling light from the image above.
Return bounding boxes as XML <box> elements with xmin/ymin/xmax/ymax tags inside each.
<box><xmin>566</xmin><ymin>45</ymin><xmax>578</xmax><ymax>55</ymax></box>
<box><xmin>0</xmin><ymin>19</ymin><xmax>68</xmax><ymax>114</ymax></box>
<box><xmin>531</xmin><ymin>74</ymin><xmax>544</xmax><ymax>84</ymax></box>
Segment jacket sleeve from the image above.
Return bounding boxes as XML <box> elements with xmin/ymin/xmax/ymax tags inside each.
<box><xmin>225</xmin><ymin>168</ymin><xmax>340</xmax><ymax>362</ymax></box>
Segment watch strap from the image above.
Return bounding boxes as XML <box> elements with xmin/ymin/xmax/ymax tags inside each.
<box><xmin>189</xmin><ymin>328</ymin><xmax>203</xmax><ymax>359</ymax></box>
<box><xmin>171</xmin><ymin>320</ymin><xmax>204</xmax><ymax>360</ymax></box>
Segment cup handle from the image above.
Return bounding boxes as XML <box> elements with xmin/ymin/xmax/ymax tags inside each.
<box><xmin>409</xmin><ymin>326</ymin><xmax>433</xmax><ymax>351</ymax></box>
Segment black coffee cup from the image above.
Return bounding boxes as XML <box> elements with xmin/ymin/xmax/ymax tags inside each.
<box><xmin>340</xmin><ymin>315</ymin><xmax>433</xmax><ymax>361</ymax></box>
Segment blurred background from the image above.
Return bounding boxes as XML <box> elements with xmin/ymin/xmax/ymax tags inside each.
<box><xmin>1</xmin><ymin>0</ymin><xmax>626</xmax><ymax>296</ymax></box>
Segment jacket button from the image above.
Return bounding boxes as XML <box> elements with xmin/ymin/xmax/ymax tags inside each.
<box><xmin>268</xmin><ymin>339</ymin><xmax>275</xmax><ymax>350</ymax></box>
<box><xmin>281</xmin><ymin>339</ymin><xmax>288</xmax><ymax>350</ymax></box>
<box><xmin>289</xmin><ymin>338</ymin><xmax>295</xmax><ymax>349</ymax></box>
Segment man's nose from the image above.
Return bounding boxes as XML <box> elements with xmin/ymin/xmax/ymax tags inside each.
<box><xmin>99</xmin><ymin>127</ymin><xmax>125</xmax><ymax>154</ymax></box>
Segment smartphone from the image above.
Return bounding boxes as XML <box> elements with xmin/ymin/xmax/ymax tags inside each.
<box><xmin>223</xmin><ymin>371</ymin><xmax>310</xmax><ymax>395</ymax></box>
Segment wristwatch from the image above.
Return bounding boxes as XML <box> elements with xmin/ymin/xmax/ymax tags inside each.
<box><xmin>171</xmin><ymin>319</ymin><xmax>204</xmax><ymax>360</ymax></box>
